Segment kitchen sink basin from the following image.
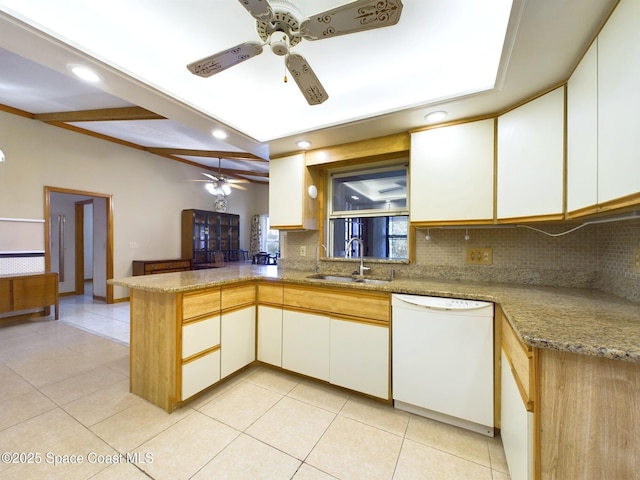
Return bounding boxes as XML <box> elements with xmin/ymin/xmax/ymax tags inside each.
<box><xmin>305</xmin><ymin>274</ymin><xmax>390</xmax><ymax>284</ymax></box>
<box><xmin>355</xmin><ymin>278</ymin><xmax>391</xmax><ymax>285</ymax></box>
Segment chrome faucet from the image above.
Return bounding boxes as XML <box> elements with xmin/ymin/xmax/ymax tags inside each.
<box><xmin>315</xmin><ymin>244</ymin><xmax>327</xmax><ymax>273</ymax></box>
<box><xmin>346</xmin><ymin>237</ymin><xmax>370</xmax><ymax>277</ymax></box>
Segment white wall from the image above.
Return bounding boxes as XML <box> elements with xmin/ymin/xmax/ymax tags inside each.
<box><xmin>0</xmin><ymin>110</ymin><xmax>269</xmax><ymax>300</ymax></box>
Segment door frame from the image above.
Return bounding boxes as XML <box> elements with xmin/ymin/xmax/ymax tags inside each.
<box><xmin>44</xmin><ymin>186</ymin><xmax>114</xmax><ymax>304</ymax></box>
<box><xmin>75</xmin><ymin>199</ymin><xmax>94</xmax><ymax>296</ymax></box>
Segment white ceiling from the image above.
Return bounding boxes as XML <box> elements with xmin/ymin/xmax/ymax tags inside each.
<box><xmin>0</xmin><ymin>0</ymin><xmax>617</xmax><ymax>179</ymax></box>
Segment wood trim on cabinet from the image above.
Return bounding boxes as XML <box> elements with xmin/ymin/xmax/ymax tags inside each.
<box><xmin>182</xmin><ymin>287</ymin><xmax>221</xmax><ymax>320</ymax></box>
<box><xmin>257</xmin><ymin>281</ymin><xmax>284</xmax><ymax>305</ymax></box>
<box><xmin>283</xmin><ymin>284</ymin><xmax>390</xmax><ymax>323</ymax></box>
<box><xmin>328</xmin><ymin>312</ymin><xmax>390</xmax><ymax>328</ymax></box>
<box><xmin>221</xmin><ymin>282</ymin><xmax>256</xmax><ymax>312</ymax></box>
<box><xmin>496</xmin><ymin>213</ymin><xmax>565</xmax><ymax>224</ymax></box>
<box><xmin>303</xmin><ymin>133</ymin><xmax>410</xmax><ymax>166</ymax></box>
<box><xmin>182</xmin><ymin>344</ymin><xmax>221</xmax><ymax>365</ymax></box>
<box><xmin>501</xmin><ymin>314</ymin><xmax>534</xmax><ymax>411</ymax></box>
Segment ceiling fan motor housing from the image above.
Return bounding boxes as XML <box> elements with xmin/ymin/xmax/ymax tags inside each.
<box><xmin>256</xmin><ymin>0</ymin><xmax>303</xmax><ymax>48</ymax></box>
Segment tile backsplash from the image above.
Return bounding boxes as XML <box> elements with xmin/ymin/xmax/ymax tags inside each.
<box><xmin>279</xmin><ymin>219</ymin><xmax>640</xmax><ymax>303</ymax></box>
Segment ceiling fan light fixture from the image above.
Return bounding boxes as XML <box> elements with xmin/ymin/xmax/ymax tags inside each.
<box><xmin>424</xmin><ymin>110</ymin><xmax>448</xmax><ymax>123</ymax></box>
<box><xmin>270</xmin><ymin>31</ymin><xmax>290</xmax><ymax>56</ymax></box>
<box><xmin>221</xmin><ymin>182</ymin><xmax>232</xmax><ymax>196</ymax></box>
<box><xmin>205</xmin><ymin>182</ymin><xmax>218</xmax><ymax>195</ymax></box>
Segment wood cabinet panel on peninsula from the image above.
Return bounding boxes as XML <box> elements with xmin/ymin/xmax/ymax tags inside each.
<box><xmin>130</xmin><ymin>286</ymin><xmax>223</xmax><ymax>412</ymax></box>
<box><xmin>499</xmin><ymin>305</ymin><xmax>640</xmax><ymax>479</ymax></box>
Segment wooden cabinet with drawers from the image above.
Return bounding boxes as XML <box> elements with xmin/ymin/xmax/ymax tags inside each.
<box><xmin>130</xmin><ymin>286</ymin><xmax>221</xmax><ymax>412</ymax></box>
<box><xmin>132</xmin><ymin>259</ymin><xmax>191</xmax><ymax>276</ymax></box>
<box><xmin>0</xmin><ymin>272</ymin><xmax>59</xmax><ymax>320</ymax></box>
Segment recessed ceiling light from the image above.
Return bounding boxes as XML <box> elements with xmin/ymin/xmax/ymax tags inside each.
<box><xmin>70</xmin><ymin>65</ymin><xmax>101</xmax><ymax>83</ymax></box>
<box><xmin>424</xmin><ymin>110</ymin><xmax>448</xmax><ymax>123</ymax></box>
<box><xmin>212</xmin><ymin>129</ymin><xmax>227</xmax><ymax>139</ymax></box>
<box><xmin>297</xmin><ymin>140</ymin><xmax>311</xmax><ymax>149</ymax></box>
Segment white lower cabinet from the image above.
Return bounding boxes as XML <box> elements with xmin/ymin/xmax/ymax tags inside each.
<box><xmin>257</xmin><ymin>305</ymin><xmax>283</xmax><ymax>367</ymax></box>
<box><xmin>282</xmin><ymin>310</ymin><xmax>330</xmax><ymax>381</ymax></box>
<box><xmin>182</xmin><ymin>350</ymin><xmax>221</xmax><ymax>400</ymax></box>
<box><xmin>501</xmin><ymin>349</ymin><xmax>534</xmax><ymax>480</ymax></box>
<box><xmin>182</xmin><ymin>315</ymin><xmax>220</xmax><ymax>359</ymax></box>
<box><xmin>181</xmin><ymin>315</ymin><xmax>221</xmax><ymax>401</ymax></box>
<box><xmin>221</xmin><ymin>306</ymin><xmax>256</xmax><ymax>379</ymax></box>
<box><xmin>329</xmin><ymin>318</ymin><xmax>389</xmax><ymax>399</ymax></box>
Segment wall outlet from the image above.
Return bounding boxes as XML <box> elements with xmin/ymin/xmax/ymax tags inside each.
<box><xmin>466</xmin><ymin>247</ymin><xmax>493</xmax><ymax>265</ymax></box>
<box><xmin>299</xmin><ymin>245</ymin><xmax>307</xmax><ymax>257</ymax></box>
<box><xmin>633</xmin><ymin>248</ymin><xmax>640</xmax><ymax>273</ymax></box>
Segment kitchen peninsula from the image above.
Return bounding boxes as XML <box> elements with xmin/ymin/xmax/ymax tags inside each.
<box><xmin>111</xmin><ymin>265</ymin><xmax>640</xmax><ymax>479</ymax></box>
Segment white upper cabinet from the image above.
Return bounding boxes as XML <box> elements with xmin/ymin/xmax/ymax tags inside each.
<box><xmin>497</xmin><ymin>87</ymin><xmax>565</xmax><ymax>221</ymax></box>
<box><xmin>268</xmin><ymin>153</ymin><xmax>318</xmax><ymax>230</ymax></box>
<box><xmin>597</xmin><ymin>0</ymin><xmax>640</xmax><ymax>205</ymax></box>
<box><xmin>410</xmin><ymin>119</ymin><xmax>495</xmax><ymax>224</ymax></box>
<box><xmin>567</xmin><ymin>40</ymin><xmax>598</xmax><ymax>214</ymax></box>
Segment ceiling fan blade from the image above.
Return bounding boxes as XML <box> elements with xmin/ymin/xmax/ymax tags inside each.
<box><xmin>300</xmin><ymin>0</ymin><xmax>403</xmax><ymax>40</ymax></box>
<box><xmin>285</xmin><ymin>54</ymin><xmax>329</xmax><ymax>105</ymax></box>
<box><xmin>201</xmin><ymin>172</ymin><xmax>220</xmax><ymax>181</ymax></box>
<box><xmin>237</xmin><ymin>0</ymin><xmax>274</xmax><ymax>22</ymax></box>
<box><xmin>230</xmin><ymin>183</ymin><xmax>248</xmax><ymax>191</ymax></box>
<box><xmin>187</xmin><ymin>41</ymin><xmax>263</xmax><ymax>77</ymax></box>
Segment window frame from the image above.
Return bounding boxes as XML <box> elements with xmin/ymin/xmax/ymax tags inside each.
<box><xmin>326</xmin><ymin>161</ymin><xmax>409</xmax><ymax>260</ymax></box>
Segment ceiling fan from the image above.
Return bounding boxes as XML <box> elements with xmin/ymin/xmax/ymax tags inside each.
<box><xmin>187</xmin><ymin>0</ymin><xmax>404</xmax><ymax>105</ymax></box>
<box><xmin>193</xmin><ymin>159</ymin><xmax>248</xmax><ymax>196</ymax></box>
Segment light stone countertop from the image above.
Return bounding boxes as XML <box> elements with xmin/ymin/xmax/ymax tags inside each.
<box><xmin>110</xmin><ymin>264</ymin><xmax>640</xmax><ymax>364</ymax></box>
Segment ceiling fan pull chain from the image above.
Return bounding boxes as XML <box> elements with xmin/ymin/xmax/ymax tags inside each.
<box><xmin>283</xmin><ymin>57</ymin><xmax>288</xmax><ymax>83</ymax></box>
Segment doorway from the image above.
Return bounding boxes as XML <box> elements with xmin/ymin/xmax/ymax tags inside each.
<box><xmin>45</xmin><ymin>186</ymin><xmax>114</xmax><ymax>304</ymax></box>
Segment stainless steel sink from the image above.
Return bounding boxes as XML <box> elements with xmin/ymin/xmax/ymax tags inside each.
<box><xmin>306</xmin><ymin>274</ymin><xmax>356</xmax><ymax>283</ymax></box>
<box><xmin>305</xmin><ymin>274</ymin><xmax>390</xmax><ymax>284</ymax></box>
<box><xmin>355</xmin><ymin>278</ymin><xmax>391</xmax><ymax>285</ymax></box>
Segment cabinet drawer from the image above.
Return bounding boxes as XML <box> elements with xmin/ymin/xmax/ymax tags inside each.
<box><xmin>182</xmin><ymin>288</ymin><xmax>220</xmax><ymax>320</ymax></box>
<box><xmin>0</xmin><ymin>279</ymin><xmax>10</xmax><ymax>313</ymax></box>
<box><xmin>221</xmin><ymin>282</ymin><xmax>255</xmax><ymax>311</ymax></box>
<box><xmin>258</xmin><ymin>282</ymin><xmax>283</xmax><ymax>305</ymax></box>
<box><xmin>182</xmin><ymin>315</ymin><xmax>220</xmax><ymax>359</ymax></box>
<box><xmin>283</xmin><ymin>284</ymin><xmax>390</xmax><ymax>323</ymax></box>
<box><xmin>181</xmin><ymin>350</ymin><xmax>220</xmax><ymax>400</ymax></box>
<box><xmin>501</xmin><ymin>314</ymin><xmax>534</xmax><ymax>409</ymax></box>
<box><xmin>146</xmin><ymin>260</ymin><xmax>190</xmax><ymax>273</ymax></box>
<box><xmin>13</xmin><ymin>275</ymin><xmax>57</xmax><ymax>310</ymax></box>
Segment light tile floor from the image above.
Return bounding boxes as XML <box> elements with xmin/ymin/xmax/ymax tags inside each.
<box><xmin>0</xmin><ymin>293</ymin><xmax>512</xmax><ymax>479</ymax></box>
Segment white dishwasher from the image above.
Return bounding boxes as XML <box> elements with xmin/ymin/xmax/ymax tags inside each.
<box><xmin>392</xmin><ymin>294</ymin><xmax>494</xmax><ymax>436</ymax></box>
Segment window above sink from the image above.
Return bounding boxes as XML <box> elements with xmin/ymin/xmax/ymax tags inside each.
<box><xmin>326</xmin><ymin>161</ymin><xmax>409</xmax><ymax>261</ymax></box>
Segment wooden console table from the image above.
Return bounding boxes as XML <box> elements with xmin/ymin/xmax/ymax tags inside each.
<box><xmin>0</xmin><ymin>272</ymin><xmax>59</xmax><ymax>320</ymax></box>
<box><xmin>132</xmin><ymin>259</ymin><xmax>192</xmax><ymax>276</ymax></box>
